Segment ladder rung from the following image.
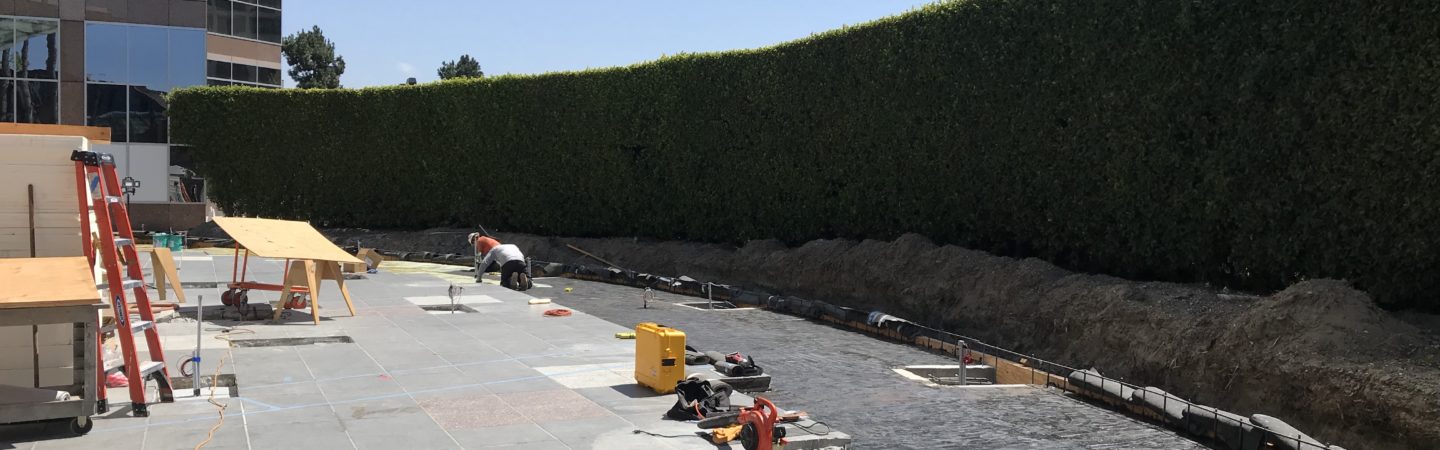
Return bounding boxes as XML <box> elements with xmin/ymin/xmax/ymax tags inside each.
<box><xmin>137</xmin><ymin>361</ymin><xmax>165</xmax><ymax>377</ymax></box>
<box><xmin>98</xmin><ymin>279</ymin><xmax>144</xmax><ymax>290</ymax></box>
<box><xmin>105</xmin><ymin>196</ymin><xmax>122</xmax><ymax>204</ymax></box>
<box><xmin>115</xmin><ymin>238</ymin><xmax>133</xmax><ymax>247</ymax></box>
<box><xmin>106</xmin><ymin>360</ymin><xmax>165</xmax><ymax>377</ymax></box>
<box><xmin>130</xmin><ymin>320</ymin><xmax>153</xmax><ymax>333</ymax></box>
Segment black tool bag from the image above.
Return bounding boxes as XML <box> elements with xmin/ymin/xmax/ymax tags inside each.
<box><xmin>665</xmin><ymin>378</ymin><xmax>734</xmax><ymax>421</ymax></box>
<box><xmin>684</xmin><ymin>345</ymin><xmax>713</xmax><ymax>365</ymax></box>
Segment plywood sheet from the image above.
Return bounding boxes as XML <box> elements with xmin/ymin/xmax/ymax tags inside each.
<box><xmin>213</xmin><ymin>217</ymin><xmax>363</xmax><ymax>264</ymax></box>
<box><xmin>0</xmin><ymin>257</ymin><xmax>100</xmax><ymax>309</ymax></box>
<box><xmin>0</xmin><ymin>123</ymin><xmax>110</xmax><ymax>142</ymax></box>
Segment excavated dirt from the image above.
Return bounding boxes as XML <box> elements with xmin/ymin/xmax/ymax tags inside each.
<box><xmin>262</xmin><ymin>227</ymin><xmax>1439</xmax><ymax>449</ymax></box>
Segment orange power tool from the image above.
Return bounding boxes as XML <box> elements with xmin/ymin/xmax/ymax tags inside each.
<box><xmin>698</xmin><ymin>396</ymin><xmax>787</xmax><ymax>450</ymax></box>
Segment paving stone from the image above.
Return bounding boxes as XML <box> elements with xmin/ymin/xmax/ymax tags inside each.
<box><xmin>445</xmin><ymin>422</ymin><xmax>560</xmax><ymax>448</ymax></box>
<box><xmin>417</xmin><ymin>391</ymin><xmax>529</xmax><ymax>430</ymax></box>
<box><xmin>315</xmin><ymin>374</ymin><xmax>405</xmax><ymax>403</ymax></box>
<box><xmin>538</xmin><ymin>415</ymin><xmax>634</xmax><ymax>448</ymax></box>
<box><xmin>387</xmin><ymin>365</ymin><xmax>474</xmax><ymax>392</ymax></box>
<box><xmin>496</xmin><ymin>388</ymin><xmax>614</xmax><ymax>423</ymax></box>
<box><xmin>294</xmin><ymin>344</ymin><xmax>384</xmax><ymax>379</ymax></box>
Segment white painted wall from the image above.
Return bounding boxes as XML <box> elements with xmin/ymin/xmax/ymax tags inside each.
<box><xmin>90</xmin><ymin>143</ymin><xmax>170</xmax><ymax>203</ymax></box>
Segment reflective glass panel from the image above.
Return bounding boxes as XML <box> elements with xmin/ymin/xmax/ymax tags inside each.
<box><xmin>258</xmin><ymin>0</ymin><xmax>281</xmax><ymax>8</ymax></box>
<box><xmin>127</xmin><ymin>26</ymin><xmax>167</xmax><ymax>91</ymax></box>
<box><xmin>258</xmin><ymin>7</ymin><xmax>281</xmax><ymax>43</ymax></box>
<box><xmin>258</xmin><ymin>67</ymin><xmax>280</xmax><ymax>86</ymax></box>
<box><xmin>87</xmin><ymin>83</ymin><xmax>128</xmax><ymax>142</ymax></box>
<box><xmin>232</xmin><ymin>63</ymin><xmax>256</xmax><ymax>82</ymax></box>
<box><xmin>1</xmin><ymin>80</ymin><xmax>14</xmax><ymax>122</ymax></box>
<box><xmin>207</xmin><ymin>60</ymin><xmax>231</xmax><ymax>79</ymax></box>
<box><xmin>17</xmin><ymin>19</ymin><xmax>59</xmax><ymax>79</ymax></box>
<box><xmin>85</xmin><ymin>23</ymin><xmax>128</xmax><ymax>84</ymax></box>
<box><xmin>16</xmin><ymin>80</ymin><xmax>58</xmax><ymax>124</ymax></box>
<box><xmin>168</xmin><ymin>29</ymin><xmax>206</xmax><ymax>90</ymax></box>
<box><xmin>208</xmin><ymin>0</ymin><xmax>233</xmax><ymax>35</ymax></box>
<box><xmin>1</xmin><ymin>19</ymin><xmax>18</xmax><ymax>78</ymax></box>
<box><xmin>129</xmin><ymin>86</ymin><xmax>168</xmax><ymax>143</ymax></box>
<box><xmin>207</xmin><ymin>79</ymin><xmax>231</xmax><ymax>86</ymax></box>
<box><xmin>232</xmin><ymin>3</ymin><xmax>258</xmax><ymax>40</ymax></box>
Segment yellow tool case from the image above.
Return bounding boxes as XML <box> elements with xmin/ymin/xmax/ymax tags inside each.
<box><xmin>634</xmin><ymin>322</ymin><xmax>686</xmax><ymax>394</ymax></box>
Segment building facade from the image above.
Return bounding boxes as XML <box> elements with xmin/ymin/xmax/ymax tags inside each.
<box><xmin>1</xmin><ymin>0</ymin><xmax>281</xmax><ymax>228</ymax></box>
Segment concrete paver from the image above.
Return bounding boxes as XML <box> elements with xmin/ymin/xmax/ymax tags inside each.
<box><xmin>6</xmin><ymin>255</ymin><xmax>838</xmax><ymax>450</ymax></box>
<box><xmin>3</xmin><ymin>251</ymin><xmax>1203</xmax><ymax>449</ymax></box>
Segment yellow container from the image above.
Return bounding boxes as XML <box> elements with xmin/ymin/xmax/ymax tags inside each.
<box><xmin>634</xmin><ymin>322</ymin><xmax>686</xmax><ymax>394</ymax></box>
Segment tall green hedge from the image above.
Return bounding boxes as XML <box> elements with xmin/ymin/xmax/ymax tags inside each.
<box><xmin>170</xmin><ymin>0</ymin><xmax>1440</xmax><ymax>309</ymax></box>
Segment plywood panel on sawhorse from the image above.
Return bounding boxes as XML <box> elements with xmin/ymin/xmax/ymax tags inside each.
<box><xmin>271</xmin><ymin>260</ymin><xmax>356</xmax><ymax>325</ymax></box>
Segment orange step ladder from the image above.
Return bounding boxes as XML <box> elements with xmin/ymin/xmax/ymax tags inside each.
<box><xmin>72</xmin><ymin>150</ymin><xmax>174</xmax><ymax>416</ymax></box>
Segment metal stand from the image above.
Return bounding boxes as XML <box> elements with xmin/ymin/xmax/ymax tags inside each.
<box><xmin>0</xmin><ymin>304</ymin><xmax>103</xmax><ymax>434</ymax></box>
<box><xmin>192</xmin><ymin>295</ymin><xmax>203</xmax><ymax>397</ymax></box>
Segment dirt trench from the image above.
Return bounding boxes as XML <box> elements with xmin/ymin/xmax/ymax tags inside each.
<box><xmin>311</xmin><ymin>228</ymin><xmax>1440</xmax><ymax>449</ymax></box>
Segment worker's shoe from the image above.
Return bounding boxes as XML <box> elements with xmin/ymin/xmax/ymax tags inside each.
<box><xmin>506</xmin><ymin>272</ymin><xmax>532</xmax><ymax>291</ymax></box>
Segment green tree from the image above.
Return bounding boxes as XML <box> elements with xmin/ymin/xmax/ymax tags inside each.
<box><xmin>281</xmin><ymin>26</ymin><xmax>346</xmax><ymax>89</ymax></box>
<box><xmin>437</xmin><ymin>54</ymin><xmax>484</xmax><ymax>80</ymax></box>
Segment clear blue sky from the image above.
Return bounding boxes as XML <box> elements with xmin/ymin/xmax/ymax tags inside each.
<box><xmin>281</xmin><ymin>1</ymin><xmax>937</xmax><ymax>88</ymax></box>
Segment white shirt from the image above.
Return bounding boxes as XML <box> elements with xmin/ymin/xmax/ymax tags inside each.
<box><xmin>478</xmin><ymin>244</ymin><xmax>525</xmax><ymax>271</ymax></box>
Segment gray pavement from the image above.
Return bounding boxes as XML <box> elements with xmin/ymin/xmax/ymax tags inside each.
<box><xmin>0</xmin><ymin>249</ymin><xmax>1202</xmax><ymax>449</ymax></box>
<box><xmin>2</xmin><ymin>251</ymin><xmax>821</xmax><ymax>450</ymax></box>
<box><xmin>543</xmin><ymin>276</ymin><xmax>1207</xmax><ymax>450</ymax></box>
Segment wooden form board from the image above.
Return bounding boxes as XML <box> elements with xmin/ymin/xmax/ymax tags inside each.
<box><xmin>0</xmin><ymin>123</ymin><xmax>111</xmax><ymax>143</ymax></box>
<box><xmin>213</xmin><ymin>217</ymin><xmax>363</xmax><ymax>264</ymax></box>
<box><xmin>0</xmin><ymin>257</ymin><xmax>101</xmax><ymax>309</ymax></box>
<box><xmin>0</xmin><ymin>134</ymin><xmax>90</xmax><ymax>258</ymax></box>
<box><xmin>151</xmin><ymin>247</ymin><xmax>187</xmax><ymax>303</ymax></box>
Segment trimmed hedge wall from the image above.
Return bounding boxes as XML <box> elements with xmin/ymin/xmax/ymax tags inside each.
<box><xmin>170</xmin><ymin>0</ymin><xmax>1440</xmax><ymax>309</ymax></box>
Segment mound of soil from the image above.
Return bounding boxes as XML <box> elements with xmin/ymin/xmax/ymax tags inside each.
<box><xmin>313</xmin><ymin>227</ymin><xmax>1438</xmax><ymax>449</ymax></box>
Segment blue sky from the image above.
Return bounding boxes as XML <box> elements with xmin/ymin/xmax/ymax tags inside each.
<box><xmin>281</xmin><ymin>1</ymin><xmax>936</xmax><ymax>88</ymax></box>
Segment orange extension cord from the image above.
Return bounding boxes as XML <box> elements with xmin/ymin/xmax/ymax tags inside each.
<box><xmin>195</xmin><ymin>328</ymin><xmax>251</xmax><ymax>449</ymax></box>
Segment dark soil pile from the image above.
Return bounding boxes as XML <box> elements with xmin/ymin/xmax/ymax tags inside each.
<box><xmin>314</xmin><ymin>228</ymin><xmax>1439</xmax><ymax>449</ymax></box>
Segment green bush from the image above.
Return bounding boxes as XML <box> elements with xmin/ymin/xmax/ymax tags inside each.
<box><xmin>170</xmin><ymin>0</ymin><xmax>1440</xmax><ymax>310</ymax></box>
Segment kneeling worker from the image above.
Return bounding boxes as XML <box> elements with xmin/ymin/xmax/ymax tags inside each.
<box><xmin>477</xmin><ymin>241</ymin><xmax>532</xmax><ymax>291</ymax></box>
<box><xmin>468</xmin><ymin>232</ymin><xmax>502</xmax><ymax>274</ymax></box>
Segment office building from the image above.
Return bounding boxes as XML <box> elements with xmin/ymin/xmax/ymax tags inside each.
<box><xmin>1</xmin><ymin>0</ymin><xmax>282</xmax><ymax>229</ymax></box>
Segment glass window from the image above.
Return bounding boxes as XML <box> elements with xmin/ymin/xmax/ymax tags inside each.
<box><xmin>1</xmin><ymin>80</ymin><xmax>14</xmax><ymax>122</ymax></box>
<box><xmin>257</xmin><ymin>0</ymin><xmax>281</xmax><ymax>8</ymax></box>
<box><xmin>17</xmin><ymin>19</ymin><xmax>59</xmax><ymax>80</ymax></box>
<box><xmin>1</xmin><ymin>19</ymin><xmax>17</xmax><ymax>78</ymax></box>
<box><xmin>232</xmin><ymin>63</ymin><xmax>256</xmax><ymax>82</ymax></box>
<box><xmin>168</xmin><ymin>29</ymin><xmax>206</xmax><ymax>90</ymax></box>
<box><xmin>232</xmin><ymin>3</ymin><xmax>258</xmax><ymax>40</ymax></box>
<box><xmin>129</xmin><ymin>86</ymin><xmax>168</xmax><ymax>143</ymax></box>
<box><xmin>15</xmin><ymin>80</ymin><xmax>58</xmax><ymax>124</ymax></box>
<box><xmin>258</xmin><ymin>7</ymin><xmax>281</xmax><ymax>43</ymax></box>
<box><xmin>207</xmin><ymin>0</ymin><xmax>233</xmax><ymax>35</ymax></box>
<box><xmin>207</xmin><ymin>60</ymin><xmax>231</xmax><ymax>79</ymax></box>
<box><xmin>127</xmin><ymin>26</ymin><xmax>167</xmax><ymax>91</ymax></box>
<box><xmin>87</xmin><ymin>83</ymin><xmax>128</xmax><ymax>142</ymax></box>
<box><xmin>206</xmin><ymin>79</ymin><xmax>231</xmax><ymax>86</ymax></box>
<box><xmin>85</xmin><ymin>23</ymin><xmax>128</xmax><ymax>84</ymax></box>
<box><xmin>258</xmin><ymin>66</ymin><xmax>280</xmax><ymax>86</ymax></box>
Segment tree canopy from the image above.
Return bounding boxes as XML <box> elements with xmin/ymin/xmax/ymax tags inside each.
<box><xmin>438</xmin><ymin>55</ymin><xmax>484</xmax><ymax>80</ymax></box>
<box><xmin>281</xmin><ymin>26</ymin><xmax>346</xmax><ymax>89</ymax></box>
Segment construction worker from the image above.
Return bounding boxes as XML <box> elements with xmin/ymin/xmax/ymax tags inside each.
<box><xmin>467</xmin><ymin>232</ymin><xmax>502</xmax><ymax>273</ymax></box>
<box><xmin>476</xmin><ymin>243</ymin><xmax>532</xmax><ymax>290</ymax></box>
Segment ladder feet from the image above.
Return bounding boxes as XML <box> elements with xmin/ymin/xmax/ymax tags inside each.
<box><xmin>152</xmin><ymin>373</ymin><xmax>175</xmax><ymax>402</ymax></box>
<box><xmin>95</xmin><ymin>399</ymin><xmax>108</xmax><ymax>414</ymax></box>
<box><xmin>131</xmin><ymin>402</ymin><xmax>149</xmax><ymax>417</ymax></box>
